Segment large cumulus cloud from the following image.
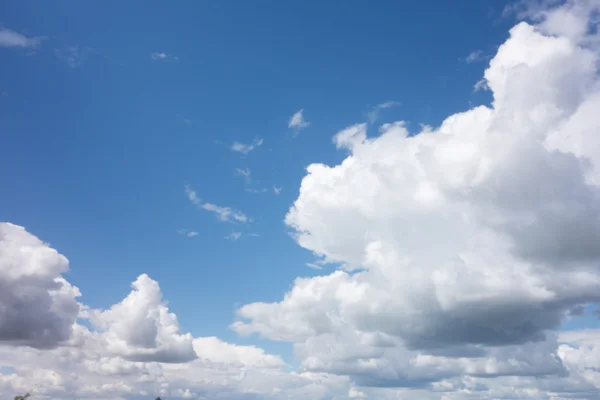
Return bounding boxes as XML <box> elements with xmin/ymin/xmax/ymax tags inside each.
<box><xmin>85</xmin><ymin>274</ymin><xmax>198</xmax><ymax>363</ymax></box>
<box><xmin>0</xmin><ymin>222</ymin><xmax>80</xmax><ymax>348</ymax></box>
<box><xmin>4</xmin><ymin>0</ymin><xmax>600</xmax><ymax>399</ymax></box>
<box><xmin>233</xmin><ymin>0</ymin><xmax>600</xmax><ymax>389</ymax></box>
<box><xmin>0</xmin><ymin>223</ymin><xmax>300</xmax><ymax>399</ymax></box>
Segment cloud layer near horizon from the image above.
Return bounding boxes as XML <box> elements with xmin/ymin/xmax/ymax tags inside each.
<box><xmin>3</xmin><ymin>1</ymin><xmax>600</xmax><ymax>399</ymax></box>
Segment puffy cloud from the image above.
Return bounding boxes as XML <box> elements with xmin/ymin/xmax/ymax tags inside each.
<box><xmin>6</xmin><ymin>1</ymin><xmax>600</xmax><ymax>399</ymax></box>
<box><xmin>193</xmin><ymin>337</ymin><xmax>286</xmax><ymax>369</ymax></box>
<box><xmin>234</xmin><ymin>0</ymin><xmax>600</xmax><ymax>390</ymax></box>
<box><xmin>0</xmin><ymin>28</ymin><xmax>42</xmax><ymax>48</ymax></box>
<box><xmin>0</xmin><ymin>323</ymin><xmax>317</xmax><ymax>400</ymax></box>
<box><xmin>0</xmin><ymin>234</ymin><xmax>309</xmax><ymax>399</ymax></box>
<box><xmin>86</xmin><ymin>274</ymin><xmax>197</xmax><ymax>363</ymax></box>
<box><xmin>0</xmin><ymin>223</ymin><xmax>80</xmax><ymax>349</ymax></box>
<box><xmin>0</xmin><ymin>224</ymin><xmax>337</xmax><ymax>400</ymax></box>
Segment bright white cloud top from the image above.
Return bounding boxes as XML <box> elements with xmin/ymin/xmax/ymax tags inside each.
<box><xmin>3</xmin><ymin>1</ymin><xmax>600</xmax><ymax>399</ymax></box>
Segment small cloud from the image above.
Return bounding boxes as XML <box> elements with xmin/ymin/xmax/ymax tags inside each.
<box><xmin>246</xmin><ymin>188</ymin><xmax>268</xmax><ymax>194</ymax></box>
<box><xmin>151</xmin><ymin>52</ymin><xmax>179</xmax><ymax>62</ymax></box>
<box><xmin>288</xmin><ymin>109</ymin><xmax>310</xmax><ymax>133</ymax></box>
<box><xmin>306</xmin><ymin>262</ymin><xmax>323</xmax><ymax>270</ymax></box>
<box><xmin>0</xmin><ymin>28</ymin><xmax>43</xmax><ymax>48</ymax></box>
<box><xmin>377</xmin><ymin>101</ymin><xmax>402</xmax><ymax>109</ymax></box>
<box><xmin>464</xmin><ymin>50</ymin><xmax>487</xmax><ymax>63</ymax></box>
<box><xmin>235</xmin><ymin>168</ymin><xmax>252</xmax><ymax>184</ymax></box>
<box><xmin>185</xmin><ymin>185</ymin><xmax>249</xmax><ymax>223</ymax></box>
<box><xmin>474</xmin><ymin>78</ymin><xmax>489</xmax><ymax>92</ymax></box>
<box><xmin>177</xmin><ymin>229</ymin><xmax>198</xmax><ymax>238</ymax></box>
<box><xmin>236</xmin><ymin>168</ymin><xmax>251</xmax><ymax>177</ymax></box>
<box><xmin>202</xmin><ymin>203</ymin><xmax>248</xmax><ymax>223</ymax></box>
<box><xmin>225</xmin><ymin>232</ymin><xmax>242</xmax><ymax>241</ymax></box>
<box><xmin>465</xmin><ymin>50</ymin><xmax>484</xmax><ymax>63</ymax></box>
<box><xmin>185</xmin><ymin>185</ymin><xmax>202</xmax><ymax>205</ymax></box>
<box><xmin>231</xmin><ymin>138</ymin><xmax>263</xmax><ymax>155</ymax></box>
<box><xmin>249</xmin><ymin>233</ymin><xmax>260</xmax><ymax>237</ymax></box>
<box><xmin>273</xmin><ymin>186</ymin><xmax>282</xmax><ymax>195</ymax></box>
<box><xmin>176</xmin><ymin>114</ymin><xmax>192</xmax><ymax>125</ymax></box>
<box><xmin>367</xmin><ymin>101</ymin><xmax>401</xmax><ymax>123</ymax></box>
<box><xmin>55</xmin><ymin>46</ymin><xmax>88</xmax><ymax>68</ymax></box>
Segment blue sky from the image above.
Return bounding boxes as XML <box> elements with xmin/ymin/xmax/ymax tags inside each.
<box><xmin>3</xmin><ymin>1</ymin><xmax>600</xmax><ymax>399</ymax></box>
<box><xmin>1</xmin><ymin>0</ymin><xmax>509</xmax><ymax>342</ymax></box>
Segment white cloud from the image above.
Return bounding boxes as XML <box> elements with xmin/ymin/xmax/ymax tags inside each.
<box><xmin>177</xmin><ymin>229</ymin><xmax>198</xmax><ymax>238</ymax></box>
<box><xmin>288</xmin><ymin>109</ymin><xmax>310</xmax><ymax>132</ymax></box>
<box><xmin>235</xmin><ymin>167</ymin><xmax>252</xmax><ymax>184</ymax></box>
<box><xmin>465</xmin><ymin>49</ymin><xmax>486</xmax><ymax>63</ymax></box>
<box><xmin>6</xmin><ymin>1</ymin><xmax>600</xmax><ymax>399</ymax></box>
<box><xmin>0</xmin><ymin>229</ymin><xmax>327</xmax><ymax>399</ymax></box>
<box><xmin>202</xmin><ymin>203</ymin><xmax>248</xmax><ymax>223</ymax></box>
<box><xmin>54</xmin><ymin>46</ymin><xmax>88</xmax><ymax>68</ymax></box>
<box><xmin>85</xmin><ymin>274</ymin><xmax>197</xmax><ymax>363</ymax></box>
<box><xmin>0</xmin><ymin>28</ymin><xmax>42</xmax><ymax>48</ymax></box>
<box><xmin>233</xmin><ymin>0</ymin><xmax>600</xmax><ymax>393</ymax></box>
<box><xmin>367</xmin><ymin>101</ymin><xmax>401</xmax><ymax>123</ymax></box>
<box><xmin>185</xmin><ymin>185</ymin><xmax>249</xmax><ymax>223</ymax></box>
<box><xmin>235</xmin><ymin>167</ymin><xmax>251</xmax><ymax>178</ymax></box>
<box><xmin>225</xmin><ymin>232</ymin><xmax>242</xmax><ymax>241</ymax></box>
<box><xmin>246</xmin><ymin>187</ymin><xmax>268</xmax><ymax>194</ymax></box>
<box><xmin>0</xmin><ymin>223</ymin><xmax>80</xmax><ymax>349</ymax></box>
<box><xmin>0</xmin><ymin>225</ymin><xmax>313</xmax><ymax>399</ymax></box>
<box><xmin>193</xmin><ymin>336</ymin><xmax>286</xmax><ymax>369</ymax></box>
<box><xmin>305</xmin><ymin>262</ymin><xmax>323</xmax><ymax>270</ymax></box>
<box><xmin>231</xmin><ymin>138</ymin><xmax>264</xmax><ymax>154</ymax></box>
<box><xmin>151</xmin><ymin>52</ymin><xmax>179</xmax><ymax>62</ymax></box>
<box><xmin>349</xmin><ymin>387</ymin><xmax>366</xmax><ymax>398</ymax></box>
<box><xmin>273</xmin><ymin>185</ymin><xmax>282</xmax><ymax>195</ymax></box>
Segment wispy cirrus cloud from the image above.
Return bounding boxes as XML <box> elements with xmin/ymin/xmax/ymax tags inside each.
<box><xmin>151</xmin><ymin>52</ymin><xmax>179</xmax><ymax>62</ymax></box>
<box><xmin>235</xmin><ymin>168</ymin><xmax>252</xmax><ymax>184</ymax></box>
<box><xmin>236</xmin><ymin>168</ymin><xmax>270</xmax><ymax>194</ymax></box>
<box><xmin>185</xmin><ymin>185</ymin><xmax>249</xmax><ymax>223</ymax></box>
<box><xmin>231</xmin><ymin>138</ymin><xmax>263</xmax><ymax>155</ymax></box>
<box><xmin>225</xmin><ymin>232</ymin><xmax>242</xmax><ymax>241</ymax></box>
<box><xmin>305</xmin><ymin>262</ymin><xmax>323</xmax><ymax>270</ymax></box>
<box><xmin>55</xmin><ymin>46</ymin><xmax>89</xmax><ymax>68</ymax></box>
<box><xmin>366</xmin><ymin>101</ymin><xmax>401</xmax><ymax>123</ymax></box>
<box><xmin>0</xmin><ymin>28</ymin><xmax>43</xmax><ymax>48</ymax></box>
<box><xmin>463</xmin><ymin>49</ymin><xmax>490</xmax><ymax>64</ymax></box>
<box><xmin>288</xmin><ymin>109</ymin><xmax>310</xmax><ymax>134</ymax></box>
<box><xmin>177</xmin><ymin>229</ymin><xmax>199</xmax><ymax>238</ymax></box>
